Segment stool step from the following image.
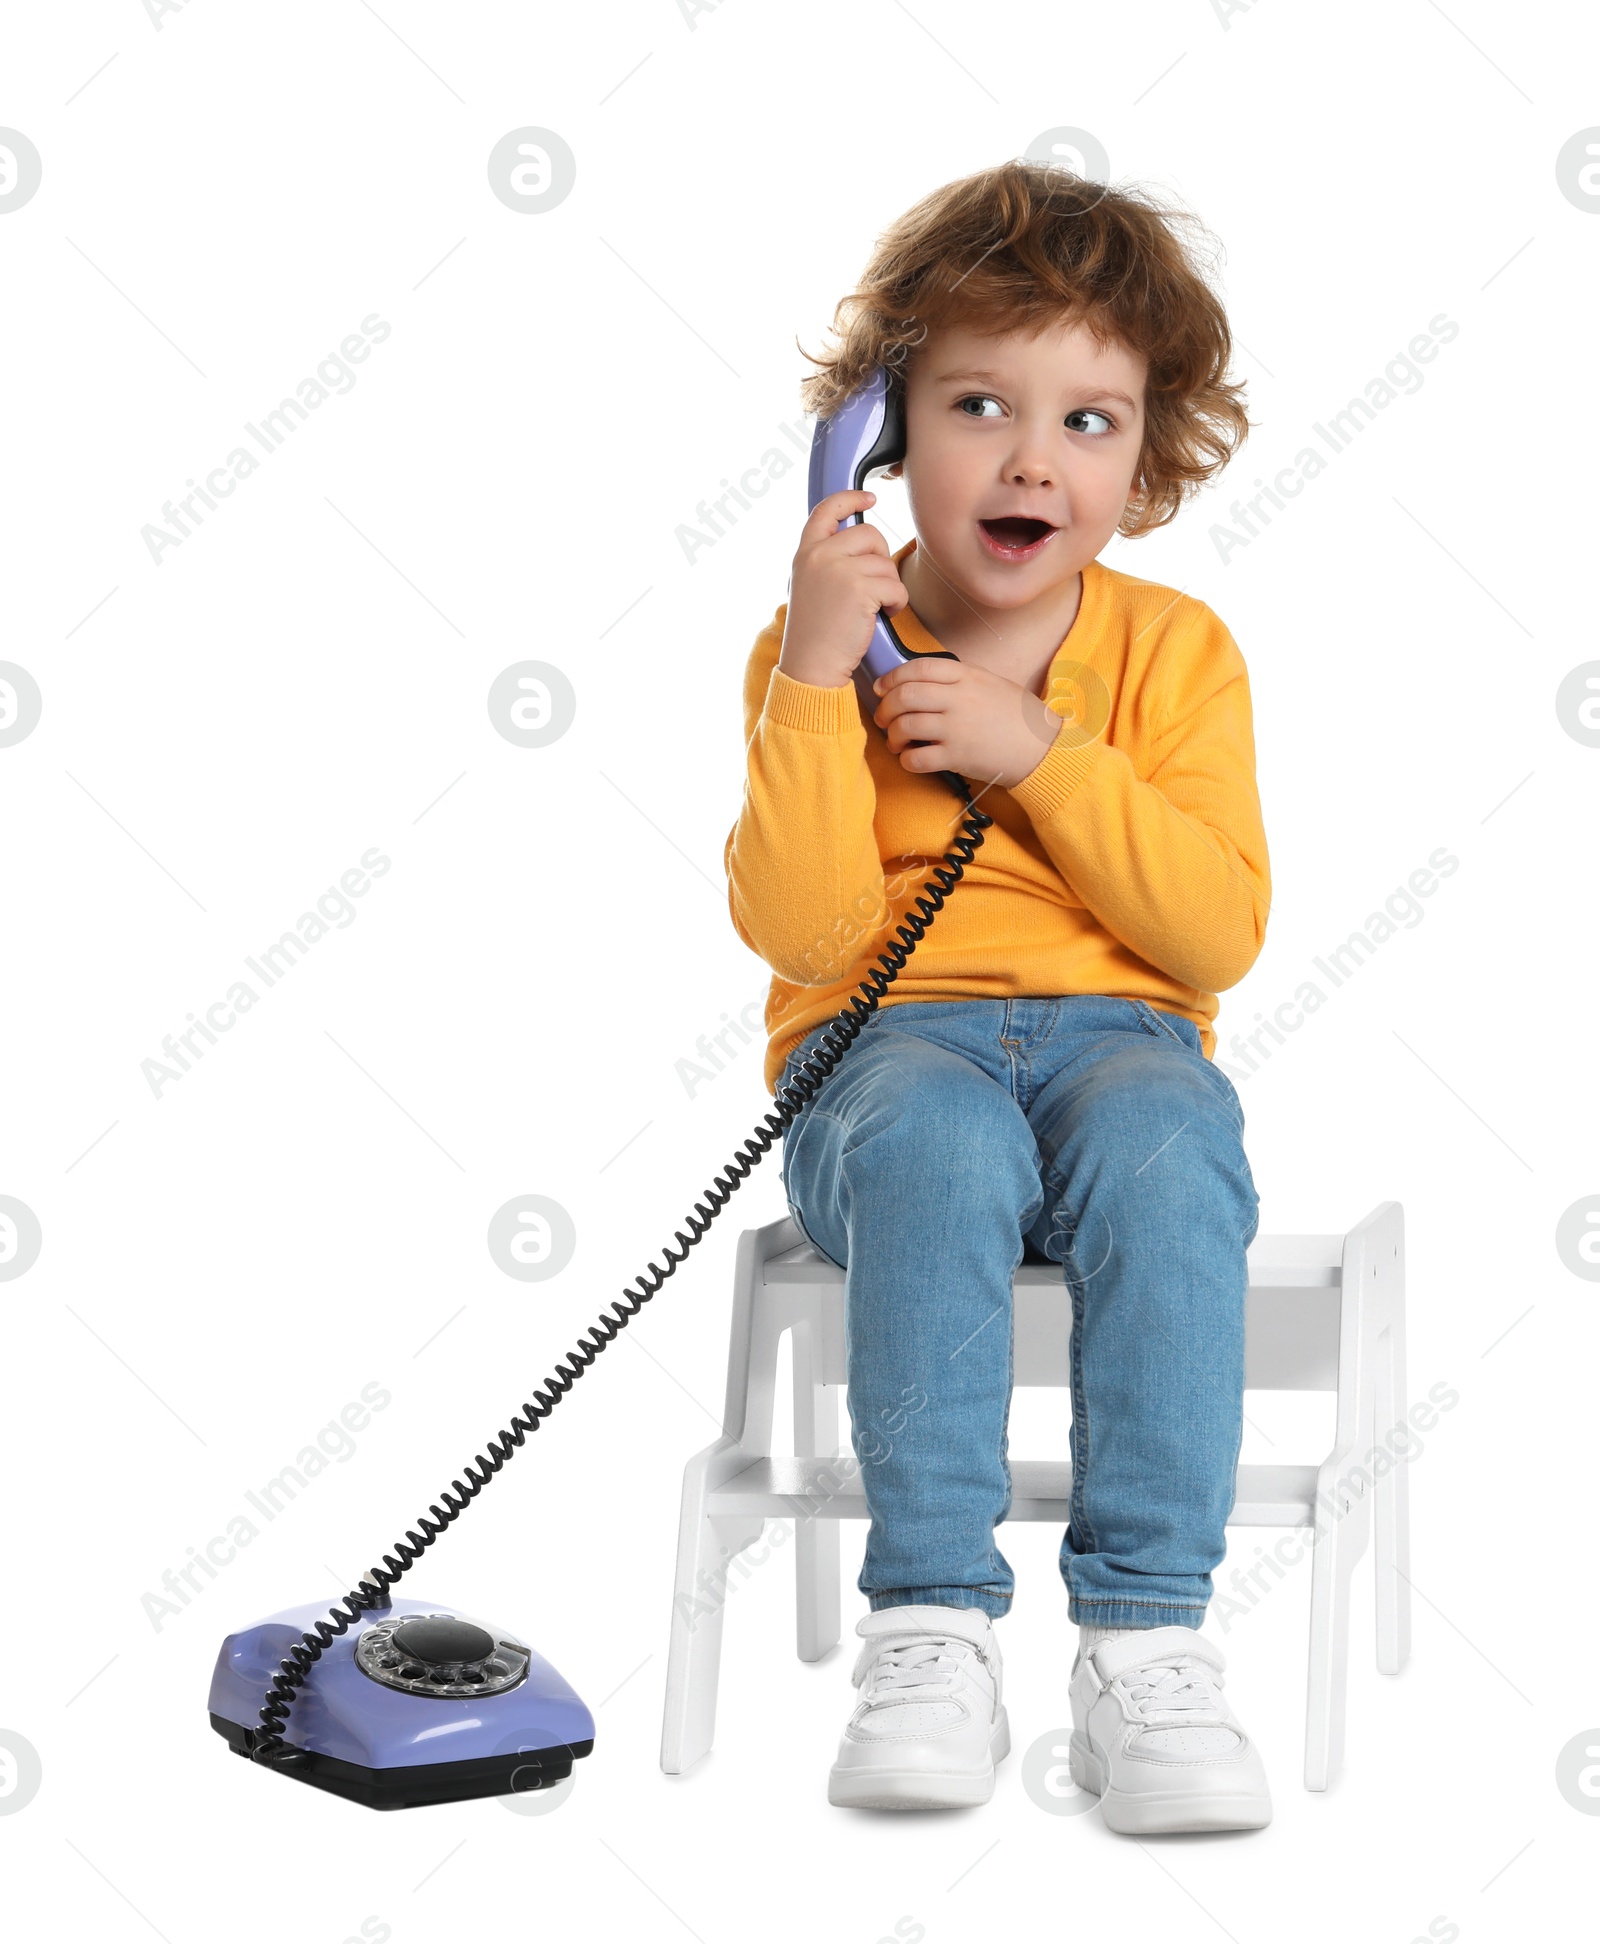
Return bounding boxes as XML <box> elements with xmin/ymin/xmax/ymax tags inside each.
<box><xmin>708</xmin><ymin>1457</ymin><xmax>1319</xmax><ymax>1529</ymax></box>
<box><xmin>763</xmin><ymin>1236</ymin><xmax>1346</xmax><ymax>1288</ymax></box>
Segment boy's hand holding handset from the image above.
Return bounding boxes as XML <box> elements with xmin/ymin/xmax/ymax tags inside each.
<box><xmin>778</xmin><ymin>488</ymin><xmax>909</xmax><ymax>689</ymax></box>
<box><xmin>779</xmin><ymin>488</ymin><xmax>1063</xmax><ymax>792</ymax></box>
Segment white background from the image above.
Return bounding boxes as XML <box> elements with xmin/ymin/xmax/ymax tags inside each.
<box><xmin>2</xmin><ymin>2</ymin><xmax>1595</xmax><ymax>1939</ymax></box>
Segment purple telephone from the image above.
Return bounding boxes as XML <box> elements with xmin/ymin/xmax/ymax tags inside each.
<box><xmin>209</xmin><ymin>1593</ymin><xmax>592</xmax><ymax>1810</ymax></box>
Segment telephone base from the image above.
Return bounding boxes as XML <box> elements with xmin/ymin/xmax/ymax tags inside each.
<box><xmin>210</xmin><ymin>1712</ymin><xmax>592</xmax><ymax>1811</ymax></box>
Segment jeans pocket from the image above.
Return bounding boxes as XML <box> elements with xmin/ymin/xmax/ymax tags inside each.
<box><xmin>1131</xmin><ymin>998</ymin><xmax>1198</xmax><ymax>1050</ymax></box>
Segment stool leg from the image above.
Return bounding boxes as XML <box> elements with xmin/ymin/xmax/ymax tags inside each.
<box><xmin>1304</xmin><ymin>1469</ymin><xmax>1369</xmax><ymax>1790</ymax></box>
<box><xmin>793</xmin><ymin>1324</ymin><xmax>841</xmax><ymax>1661</ymax></box>
<box><xmin>662</xmin><ymin>1447</ymin><xmax>763</xmax><ymax>1775</ymax></box>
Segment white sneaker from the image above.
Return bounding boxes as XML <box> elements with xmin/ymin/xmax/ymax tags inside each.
<box><xmin>828</xmin><ymin>1605</ymin><xmax>1010</xmax><ymax>1810</ymax></box>
<box><xmin>1068</xmin><ymin>1627</ymin><xmax>1272</xmax><ymax>1834</ymax></box>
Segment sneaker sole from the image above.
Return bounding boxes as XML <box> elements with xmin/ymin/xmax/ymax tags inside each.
<box><xmin>1069</xmin><ymin>1732</ymin><xmax>1272</xmax><ymax>1834</ymax></box>
<box><xmin>828</xmin><ymin>1708</ymin><xmax>1010</xmax><ymax>1811</ymax></box>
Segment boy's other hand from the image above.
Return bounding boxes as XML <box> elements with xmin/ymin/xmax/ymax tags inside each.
<box><xmin>779</xmin><ymin>490</ymin><xmax>908</xmax><ymax>689</ymax></box>
<box><xmin>872</xmin><ymin>657</ymin><xmax>1064</xmax><ymax>790</ymax></box>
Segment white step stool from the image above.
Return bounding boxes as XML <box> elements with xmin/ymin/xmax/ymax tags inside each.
<box><xmin>661</xmin><ymin>1201</ymin><xmax>1408</xmax><ymax>1791</ymax></box>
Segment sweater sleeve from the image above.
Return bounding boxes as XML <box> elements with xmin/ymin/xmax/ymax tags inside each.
<box><xmin>724</xmin><ymin>610</ymin><xmax>892</xmax><ymax>987</ymax></box>
<box><xmin>1006</xmin><ymin>607</ymin><xmax>1271</xmax><ymax>994</ymax></box>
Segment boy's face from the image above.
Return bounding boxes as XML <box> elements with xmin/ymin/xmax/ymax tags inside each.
<box><xmin>890</xmin><ymin>317</ymin><xmax>1148</xmax><ymax>607</ymax></box>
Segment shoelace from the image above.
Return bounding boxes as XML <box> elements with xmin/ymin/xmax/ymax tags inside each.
<box><xmin>861</xmin><ymin>1636</ymin><xmax>977</xmax><ymax>1701</ymax></box>
<box><xmin>1116</xmin><ymin>1655</ymin><xmax>1227</xmax><ymax>1723</ymax></box>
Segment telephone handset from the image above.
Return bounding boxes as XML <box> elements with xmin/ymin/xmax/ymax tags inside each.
<box><xmin>804</xmin><ymin>366</ymin><xmax>965</xmax><ymax>792</ymax></box>
<box><xmin>209</xmin><ymin>370</ymin><xmax>992</xmax><ymax>1809</ymax></box>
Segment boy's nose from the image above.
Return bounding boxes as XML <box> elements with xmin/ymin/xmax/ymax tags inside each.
<box><xmin>1004</xmin><ymin>444</ymin><xmax>1056</xmax><ymax>489</ymax></box>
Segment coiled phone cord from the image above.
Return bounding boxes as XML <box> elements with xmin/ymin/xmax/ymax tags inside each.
<box><xmin>250</xmin><ymin>773</ymin><xmax>993</xmax><ymax>1766</ymax></box>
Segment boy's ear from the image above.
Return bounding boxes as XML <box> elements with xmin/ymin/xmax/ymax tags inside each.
<box><xmin>881</xmin><ymin>461</ymin><xmax>904</xmax><ymax>479</ymax></box>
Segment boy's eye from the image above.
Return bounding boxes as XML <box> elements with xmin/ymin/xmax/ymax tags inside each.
<box><xmin>955</xmin><ymin>397</ymin><xmax>1116</xmax><ymax>433</ymax></box>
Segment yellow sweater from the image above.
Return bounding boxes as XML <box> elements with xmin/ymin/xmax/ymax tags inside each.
<box><xmin>725</xmin><ymin>542</ymin><xmax>1271</xmax><ymax>1091</ymax></box>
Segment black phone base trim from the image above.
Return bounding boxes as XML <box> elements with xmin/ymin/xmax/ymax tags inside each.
<box><xmin>212</xmin><ymin>1713</ymin><xmax>592</xmax><ymax>1810</ymax></box>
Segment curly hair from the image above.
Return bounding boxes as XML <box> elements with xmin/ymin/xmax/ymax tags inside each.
<box><xmin>798</xmin><ymin>159</ymin><xmax>1252</xmax><ymax>538</ymax></box>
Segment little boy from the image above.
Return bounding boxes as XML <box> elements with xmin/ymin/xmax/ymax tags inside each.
<box><xmin>725</xmin><ymin>161</ymin><xmax>1271</xmax><ymax>1833</ymax></box>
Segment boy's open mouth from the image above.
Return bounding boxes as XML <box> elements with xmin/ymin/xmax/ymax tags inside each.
<box><xmin>977</xmin><ymin>515</ymin><xmax>1057</xmax><ymax>561</ymax></box>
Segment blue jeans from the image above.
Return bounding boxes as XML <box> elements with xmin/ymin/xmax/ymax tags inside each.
<box><xmin>777</xmin><ymin>995</ymin><xmax>1261</xmax><ymax>1629</ymax></box>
